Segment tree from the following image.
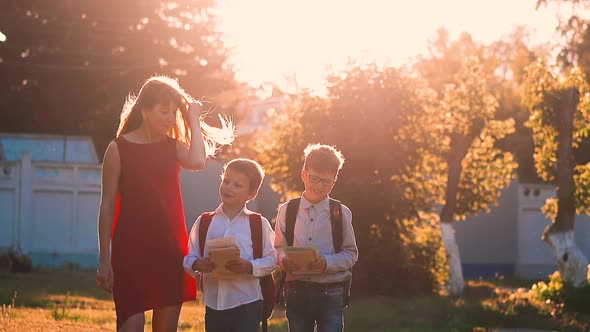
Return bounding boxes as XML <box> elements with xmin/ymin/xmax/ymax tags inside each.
<box><xmin>535</xmin><ymin>0</ymin><xmax>590</xmax><ymax>165</ymax></box>
<box><xmin>405</xmin><ymin>61</ymin><xmax>517</xmax><ymax>296</ymax></box>
<box><xmin>415</xmin><ymin>29</ymin><xmax>548</xmax><ymax>182</ymax></box>
<box><xmin>0</xmin><ymin>0</ymin><xmax>243</xmax><ymax>156</ymax></box>
<box><xmin>536</xmin><ymin>0</ymin><xmax>589</xmax><ymax>69</ymax></box>
<box><xmin>522</xmin><ymin>60</ymin><xmax>590</xmax><ymax>286</ymax></box>
<box><xmin>257</xmin><ymin>62</ymin><xmax>448</xmax><ymax>295</ymax></box>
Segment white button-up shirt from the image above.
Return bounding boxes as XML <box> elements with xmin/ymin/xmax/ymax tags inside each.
<box><xmin>275</xmin><ymin>196</ymin><xmax>358</xmax><ymax>283</ymax></box>
<box><xmin>183</xmin><ymin>205</ymin><xmax>277</xmax><ymax>310</ymax></box>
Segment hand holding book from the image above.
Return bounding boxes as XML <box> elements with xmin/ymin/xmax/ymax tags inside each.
<box><xmin>225</xmin><ymin>258</ymin><xmax>253</xmax><ymax>275</ymax></box>
<box><xmin>206</xmin><ymin>236</ymin><xmax>242</xmax><ymax>279</ymax></box>
<box><xmin>283</xmin><ymin>246</ymin><xmax>324</xmax><ymax>275</ymax></box>
<box><xmin>192</xmin><ymin>257</ymin><xmax>215</xmax><ymax>273</ymax></box>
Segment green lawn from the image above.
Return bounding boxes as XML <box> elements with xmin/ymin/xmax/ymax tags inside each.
<box><xmin>0</xmin><ymin>270</ymin><xmax>588</xmax><ymax>331</ymax></box>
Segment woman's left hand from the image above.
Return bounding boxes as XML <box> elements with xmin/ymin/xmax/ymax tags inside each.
<box><xmin>225</xmin><ymin>258</ymin><xmax>253</xmax><ymax>275</ymax></box>
<box><xmin>185</xmin><ymin>101</ymin><xmax>204</xmax><ymax>125</ymax></box>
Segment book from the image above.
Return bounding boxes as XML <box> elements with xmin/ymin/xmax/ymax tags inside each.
<box><xmin>209</xmin><ymin>248</ymin><xmax>241</xmax><ymax>279</ymax></box>
<box><xmin>207</xmin><ymin>236</ymin><xmax>238</xmax><ymax>250</ymax></box>
<box><xmin>284</xmin><ymin>246</ymin><xmax>322</xmax><ymax>275</ymax></box>
<box><xmin>206</xmin><ymin>236</ymin><xmax>241</xmax><ymax>280</ymax></box>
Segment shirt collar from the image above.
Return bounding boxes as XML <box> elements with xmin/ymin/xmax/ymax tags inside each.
<box><xmin>300</xmin><ymin>195</ymin><xmax>330</xmax><ymax>212</ymax></box>
<box><xmin>214</xmin><ymin>204</ymin><xmax>255</xmax><ymax>217</ymax></box>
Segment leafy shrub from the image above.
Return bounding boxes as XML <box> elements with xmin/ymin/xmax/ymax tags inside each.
<box><xmin>0</xmin><ymin>250</ymin><xmax>32</xmax><ymax>273</ymax></box>
<box><xmin>530</xmin><ymin>269</ymin><xmax>590</xmax><ymax>315</ymax></box>
<box><xmin>361</xmin><ymin>211</ymin><xmax>448</xmax><ymax>297</ymax></box>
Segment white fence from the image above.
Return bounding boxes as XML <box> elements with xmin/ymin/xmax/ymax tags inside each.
<box><xmin>0</xmin><ymin>153</ymin><xmax>101</xmax><ymax>268</ymax></box>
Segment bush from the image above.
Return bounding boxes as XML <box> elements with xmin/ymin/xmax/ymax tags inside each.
<box><xmin>360</xmin><ymin>211</ymin><xmax>447</xmax><ymax>297</ymax></box>
<box><xmin>0</xmin><ymin>250</ymin><xmax>33</xmax><ymax>273</ymax></box>
<box><xmin>530</xmin><ymin>269</ymin><xmax>590</xmax><ymax>315</ymax></box>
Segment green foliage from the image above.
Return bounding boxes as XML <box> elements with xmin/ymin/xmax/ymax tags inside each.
<box><xmin>416</xmin><ymin>29</ymin><xmax>546</xmax><ymax>183</ymax></box>
<box><xmin>410</xmin><ymin>59</ymin><xmax>518</xmax><ymax>220</ymax></box>
<box><xmin>366</xmin><ymin>211</ymin><xmax>448</xmax><ymax>297</ymax></box>
<box><xmin>522</xmin><ymin>60</ymin><xmax>590</xmax><ymax>220</ymax></box>
<box><xmin>255</xmin><ymin>96</ymin><xmax>313</xmax><ymax>199</ymax></box>
<box><xmin>522</xmin><ymin>62</ymin><xmax>590</xmax><ymax>179</ymax></box>
<box><xmin>456</xmin><ymin>119</ymin><xmax>518</xmax><ymax>217</ymax></box>
<box><xmin>51</xmin><ymin>292</ymin><xmax>84</xmax><ymax>322</ymax></box>
<box><xmin>530</xmin><ymin>270</ymin><xmax>590</xmax><ymax>315</ymax></box>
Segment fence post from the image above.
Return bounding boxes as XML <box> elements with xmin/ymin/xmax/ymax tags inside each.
<box><xmin>18</xmin><ymin>152</ymin><xmax>33</xmax><ymax>253</ymax></box>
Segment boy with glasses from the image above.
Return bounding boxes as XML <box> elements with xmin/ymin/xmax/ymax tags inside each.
<box><xmin>275</xmin><ymin>144</ymin><xmax>358</xmax><ymax>332</ymax></box>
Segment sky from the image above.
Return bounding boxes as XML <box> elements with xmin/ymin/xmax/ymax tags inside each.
<box><xmin>214</xmin><ymin>0</ymin><xmax>562</xmax><ymax>92</ymax></box>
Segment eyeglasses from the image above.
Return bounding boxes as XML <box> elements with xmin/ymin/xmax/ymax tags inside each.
<box><xmin>307</xmin><ymin>172</ymin><xmax>336</xmax><ymax>186</ymax></box>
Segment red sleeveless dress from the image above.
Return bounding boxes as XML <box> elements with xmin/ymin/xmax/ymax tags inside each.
<box><xmin>111</xmin><ymin>136</ymin><xmax>196</xmax><ymax>329</ymax></box>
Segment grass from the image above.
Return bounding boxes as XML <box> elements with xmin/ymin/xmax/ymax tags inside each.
<box><xmin>0</xmin><ymin>270</ymin><xmax>588</xmax><ymax>332</ymax></box>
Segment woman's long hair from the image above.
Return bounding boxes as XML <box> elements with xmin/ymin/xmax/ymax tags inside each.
<box><xmin>116</xmin><ymin>75</ymin><xmax>234</xmax><ymax>157</ymax></box>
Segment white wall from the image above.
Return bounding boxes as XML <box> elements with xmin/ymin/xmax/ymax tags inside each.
<box><xmin>456</xmin><ymin>180</ymin><xmax>590</xmax><ymax>279</ymax></box>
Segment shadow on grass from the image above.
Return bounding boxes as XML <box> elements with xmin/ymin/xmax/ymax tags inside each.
<box><xmin>0</xmin><ymin>270</ymin><xmax>111</xmax><ymax>308</ymax></box>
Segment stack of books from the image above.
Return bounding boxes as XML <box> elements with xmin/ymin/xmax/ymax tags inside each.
<box><xmin>207</xmin><ymin>236</ymin><xmax>241</xmax><ymax>279</ymax></box>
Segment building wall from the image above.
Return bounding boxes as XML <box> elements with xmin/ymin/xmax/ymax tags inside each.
<box><xmin>455</xmin><ymin>180</ymin><xmax>590</xmax><ymax>280</ymax></box>
<box><xmin>454</xmin><ymin>181</ymin><xmax>519</xmax><ymax>278</ymax></box>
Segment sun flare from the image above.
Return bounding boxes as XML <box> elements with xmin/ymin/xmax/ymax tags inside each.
<box><xmin>216</xmin><ymin>0</ymin><xmax>558</xmax><ymax>91</ymax></box>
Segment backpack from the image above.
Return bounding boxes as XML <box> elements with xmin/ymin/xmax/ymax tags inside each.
<box><xmin>198</xmin><ymin>212</ymin><xmax>276</xmax><ymax>331</ymax></box>
<box><xmin>278</xmin><ymin>197</ymin><xmax>352</xmax><ymax>307</ymax></box>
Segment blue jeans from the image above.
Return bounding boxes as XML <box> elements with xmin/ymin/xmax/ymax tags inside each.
<box><xmin>205</xmin><ymin>299</ymin><xmax>263</xmax><ymax>332</ymax></box>
<box><xmin>285</xmin><ymin>281</ymin><xmax>344</xmax><ymax>332</ymax></box>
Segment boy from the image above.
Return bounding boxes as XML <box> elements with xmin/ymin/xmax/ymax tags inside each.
<box><xmin>183</xmin><ymin>158</ymin><xmax>276</xmax><ymax>332</ymax></box>
<box><xmin>275</xmin><ymin>144</ymin><xmax>359</xmax><ymax>332</ymax></box>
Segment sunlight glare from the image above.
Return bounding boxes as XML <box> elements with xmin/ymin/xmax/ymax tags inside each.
<box><xmin>216</xmin><ymin>0</ymin><xmax>558</xmax><ymax>91</ymax></box>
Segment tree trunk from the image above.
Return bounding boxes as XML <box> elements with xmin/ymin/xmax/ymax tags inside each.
<box><xmin>441</xmin><ymin>222</ymin><xmax>464</xmax><ymax>296</ymax></box>
<box><xmin>544</xmin><ymin>231</ymin><xmax>588</xmax><ymax>286</ymax></box>
<box><xmin>439</xmin><ymin>132</ymin><xmax>475</xmax><ymax>296</ymax></box>
<box><xmin>543</xmin><ymin>87</ymin><xmax>588</xmax><ymax>286</ymax></box>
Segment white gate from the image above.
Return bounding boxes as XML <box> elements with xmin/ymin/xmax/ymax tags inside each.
<box><xmin>0</xmin><ymin>153</ymin><xmax>101</xmax><ymax>268</ymax></box>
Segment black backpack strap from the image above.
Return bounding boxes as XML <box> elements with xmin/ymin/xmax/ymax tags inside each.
<box><xmin>285</xmin><ymin>198</ymin><xmax>301</xmax><ymax>246</ymax></box>
<box><xmin>329</xmin><ymin>199</ymin><xmax>343</xmax><ymax>253</ymax></box>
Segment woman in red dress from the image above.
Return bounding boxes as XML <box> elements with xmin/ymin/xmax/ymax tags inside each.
<box><xmin>96</xmin><ymin>76</ymin><xmax>234</xmax><ymax>331</ymax></box>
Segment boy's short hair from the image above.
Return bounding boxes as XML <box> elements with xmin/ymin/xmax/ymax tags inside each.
<box><xmin>223</xmin><ymin>158</ymin><xmax>265</xmax><ymax>194</ymax></box>
<box><xmin>303</xmin><ymin>144</ymin><xmax>345</xmax><ymax>175</ymax></box>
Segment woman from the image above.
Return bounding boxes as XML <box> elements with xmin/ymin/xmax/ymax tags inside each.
<box><xmin>96</xmin><ymin>76</ymin><xmax>234</xmax><ymax>331</ymax></box>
